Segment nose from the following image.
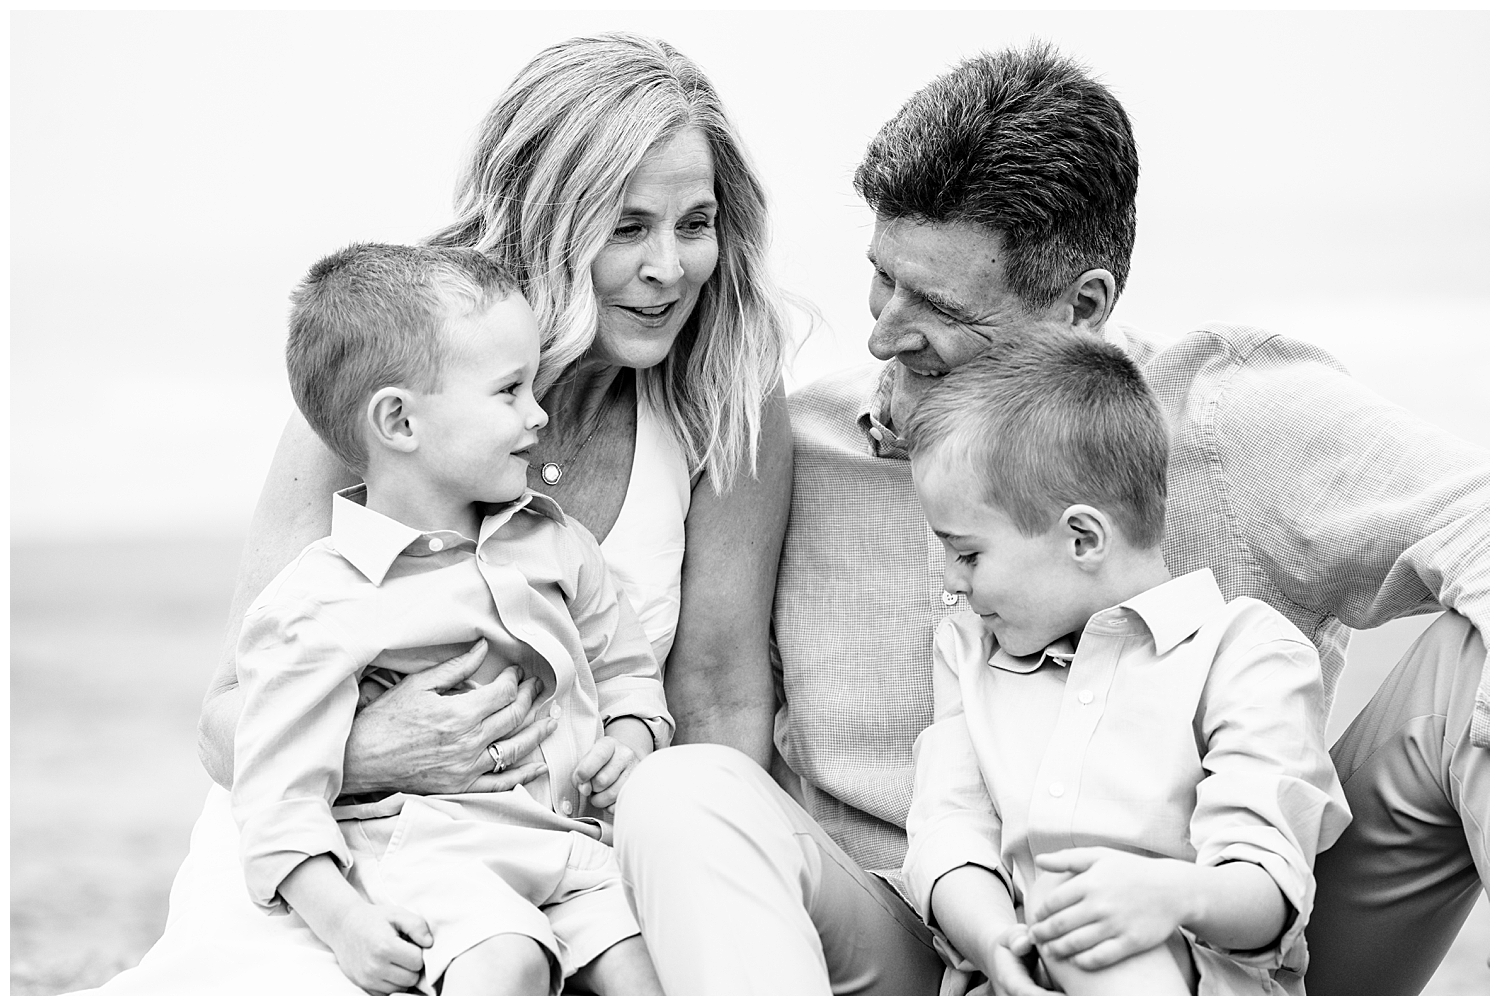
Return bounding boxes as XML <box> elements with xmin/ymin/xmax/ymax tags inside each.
<box><xmin>942</xmin><ymin>556</ymin><xmax>969</xmax><ymax>597</ymax></box>
<box><xmin>528</xmin><ymin>397</ymin><xmax>548</xmax><ymax>431</ymax></box>
<box><xmin>640</xmin><ymin>229</ymin><xmax>685</xmax><ymax>287</ymax></box>
<box><xmin>867</xmin><ymin>290</ymin><xmax>927</xmax><ymax>360</ymax></box>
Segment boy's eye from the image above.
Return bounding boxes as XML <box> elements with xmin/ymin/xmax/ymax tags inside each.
<box><xmin>496</xmin><ymin>382</ymin><xmax>521</xmax><ymax>396</ymax></box>
<box><xmin>956</xmin><ymin>552</ymin><xmax>978</xmax><ymax>566</ymax></box>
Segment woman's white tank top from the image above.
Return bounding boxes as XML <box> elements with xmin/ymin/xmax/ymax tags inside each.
<box><xmin>597</xmin><ymin>373</ymin><xmax>690</xmax><ymax>668</ymax></box>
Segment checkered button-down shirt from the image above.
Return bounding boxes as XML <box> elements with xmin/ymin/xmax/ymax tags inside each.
<box><xmin>773</xmin><ymin>322</ymin><xmax>1489</xmax><ymax>880</ymax></box>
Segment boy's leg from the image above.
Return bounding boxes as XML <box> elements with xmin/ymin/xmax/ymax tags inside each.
<box><xmin>1304</xmin><ymin>611</ymin><xmax>1488</xmax><ymax>995</ymax></box>
<box><xmin>540</xmin><ymin>832</ymin><xmax>660</xmax><ymax>993</ymax></box>
<box><xmin>357</xmin><ymin>801</ymin><xmax>564</xmax><ymax>995</ymax></box>
<box><xmin>569</xmin><ymin>935</ymin><xmax>662</xmax><ymax>995</ymax></box>
<box><xmin>614</xmin><ymin>744</ymin><xmax>946</xmax><ymax>995</ymax></box>
<box><xmin>439</xmin><ymin>933</ymin><xmax>551</xmax><ymax>995</ymax></box>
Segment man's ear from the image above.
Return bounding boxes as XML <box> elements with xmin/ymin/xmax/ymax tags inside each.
<box><xmin>366</xmin><ymin>386</ymin><xmax>419</xmax><ymax>454</ymax></box>
<box><xmin>1061</xmin><ymin>268</ymin><xmax>1117</xmax><ymax>333</ymax></box>
<box><xmin>1060</xmin><ymin>504</ymin><xmax>1110</xmax><ymax>570</ymax></box>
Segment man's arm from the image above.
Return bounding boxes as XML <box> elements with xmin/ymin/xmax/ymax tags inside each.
<box><xmin>1205</xmin><ymin>332</ymin><xmax>1488</xmax><ymax>642</ymax></box>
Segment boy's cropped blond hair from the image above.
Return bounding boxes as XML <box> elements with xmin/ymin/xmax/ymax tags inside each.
<box><xmin>286</xmin><ymin>242</ymin><xmax>518</xmax><ymax>472</ymax></box>
<box><xmin>906</xmin><ymin>333</ymin><xmax>1169</xmax><ymax>548</ymax></box>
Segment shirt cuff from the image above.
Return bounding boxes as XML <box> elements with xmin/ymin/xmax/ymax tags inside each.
<box><xmin>603</xmin><ymin>713</ymin><xmax>673</xmax><ymax>751</ymax></box>
<box><xmin>903</xmin><ymin>819</ymin><xmax>1010</xmax><ymax>926</ymax></box>
<box><xmin>239</xmin><ymin>797</ymin><xmax>353</xmax><ymax>912</ymax></box>
<box><xmin>1196</xmin><ymin>842</ymin><xmax>1308</xmax><ymax>971</ymax></box>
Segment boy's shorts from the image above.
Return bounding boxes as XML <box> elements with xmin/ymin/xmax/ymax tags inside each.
<box><xmin>340</xmin><ymin>793</ymin><xmax>638</xmax><ymax>995</ymax></box>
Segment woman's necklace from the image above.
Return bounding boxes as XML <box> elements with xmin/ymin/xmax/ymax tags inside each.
<box><xmin>538</xmin><ymin>397</ymin><xmax>612</xmax><ymax>486</ymax></box>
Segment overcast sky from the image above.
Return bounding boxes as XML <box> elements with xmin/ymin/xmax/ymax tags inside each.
<box><xmin>11</xmin><ymin>10</ymin><xmax>1489</xmax><ymax>539</ymax></box>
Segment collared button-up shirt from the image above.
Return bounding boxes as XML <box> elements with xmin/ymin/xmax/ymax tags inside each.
<box><xmin>774</xmin><ymin>321</ymin><xmax>1488</xmax><ymax>885</ymax></box>
<box><xmin>905</xmin><ymin>569</ymin><xmax>1351</xmax><ymax>991</ymax></box>
<box><xmin>232</xmin><ymin>487</ymin><xmax>672</xmax><ymax>910</ymax></box>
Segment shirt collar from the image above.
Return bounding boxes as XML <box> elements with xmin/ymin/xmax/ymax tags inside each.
<box><xmin>856</xmin><ymin>361</ymin><xmax>906</xmax><ymax>458</ymax></box>
<box><xmin>329</xmin><ymin>485</ymin><xmax>567</xmax><ymax>586</ymax></box>
<box><xmin>1100</xmin><ymin>318</ymin><xmax>1129</xmax><ymax>353</ymax></box>
<box><xmin>476</xmin><ymin>488</ymin><xmax>567</xmax><ymax>547</ymax></box>
<box><xmin>986</xmin><ymin>633</ymin><xmax>1078</xmax><ymax>675</ymax></box>
<box><xmin>1113</xmin><ymin>567</ymin><xmax>1225</xmax><ymax>656</ymax></box>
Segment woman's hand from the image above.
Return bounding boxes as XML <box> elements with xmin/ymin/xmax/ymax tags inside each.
<box><xmin>342</xmin><ymin>640</ymin><xmax>556</xmax><ymax>795</ymax></box>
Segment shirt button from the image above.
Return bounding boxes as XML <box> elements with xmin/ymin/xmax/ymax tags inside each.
<box><xmin>550</xmin><ymin>705</ymin><xmax>563</xmax><ymax>720</ymax></box>
<box><xmin>1078</xmin><ymin>689</ymin><xmax>1094</xmax><ymax>705</ymax></box>
<box><xmin>427</xmin><ymin>537</ymin><xmax>443</xmax><ymax>552</ymax></box>
<box><xmin>559</xmin><ymin>799</ymin><xmax>572</xmax><ymax>815</ymax></box>
<box><xmin>941</xmin><ymin>591</ymin><xmax>959</xmax><ymax>606</ymax></box>
<box><xmin>1048</xmin><ymin>782</ymin><xmax>1064</xmax><ymax>798</ymax></box>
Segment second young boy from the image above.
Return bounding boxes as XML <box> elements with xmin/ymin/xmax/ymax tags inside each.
<box><xmin>902</xmin><ymin>334</ymin><xmax>1351</xmax><ymax>995</ymax></box>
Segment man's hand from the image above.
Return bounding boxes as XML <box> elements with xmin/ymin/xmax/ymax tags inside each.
<box><xmin>573</xmin><ymin>735</ymin><xmax>641</xmax><ymax>811</ymax></box>
<box><xmin>1028</xmin><ymin>848</ymin><xmax>1192</xmax><ymax>971</ymax></box>
<box><xmin>323</xmin><ymin>900</ymin><xmax>432</xmax><ymax>995</ymax></box>
<box><xmin>343</xmin><ymin>640</ymin><xmax>554</xmax><ymax>795</ymax></box>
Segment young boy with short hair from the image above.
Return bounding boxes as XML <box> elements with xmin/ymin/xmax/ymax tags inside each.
<box><xmin>232</xmin><ymin>242</ymin><xmax>668</xmax><ymax>995</ymax></box>
<box><xmin>902</xmin><ymin>334</ymin><xmax>1351</xmax><ymax>995</ymax></box>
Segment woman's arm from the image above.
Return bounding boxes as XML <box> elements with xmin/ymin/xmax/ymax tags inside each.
<box><xmin>199</xmin><ymin>413</ymin><xmax>553</xmax><ymax>795</ymax></box>
<box><xmin>664</xmin><ymin>383</ymin><xmax>793</xmax><ymax>768</ymax></box>
<box><xmin>198</xmin><ymin>414</ymin><xmax>354</xmax><ymax>787</ymax></box>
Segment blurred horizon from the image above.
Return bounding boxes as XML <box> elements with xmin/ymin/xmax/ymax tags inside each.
<box><xmin>11</xmin><ymin>10</ymin><xmax>1489</xmax><ymax>543</ymax></box>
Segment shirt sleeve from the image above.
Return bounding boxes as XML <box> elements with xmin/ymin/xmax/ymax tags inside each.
<box><xmin>1191</xmin><ymin>609</ymin><xmax>1353</xmax><ymax>970</ymax></box>
<box><xmin>1202</xmin><ymin>332</ymin><xmax>1490</xmax><ymax>742</ymax></box>
<box><xmin>904</xmin><ymin>617</ymin><xmax>1010</xmax><ymax>928</ymax></box>
<box><xmin>565</xmin><ymin>518</ymin><xmax>674</xmax><ymax>749</ymax></box>
<box><xmin>232</xmin><ymin>602</ymin><xmax>359</xmax><ymax>913</ymax></box>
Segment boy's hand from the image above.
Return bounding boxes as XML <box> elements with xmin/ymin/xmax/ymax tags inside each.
<box><xmin>572</xmin><ymin>735</ymin><xmax>640</xmax><ymax>811</ymax></box>
<box><xmin>1028</xmin><ymin>848</ymin><xmax>1193</xmax><ymax>972</ymax></box>
<box><xmin>324</xmin><ymin>900</ymin><xmax>433</xmax><ymax>995</ymax></box>
<box><xmin>987</xmin><ymin>922</ymin><xmax>1060</xmax><ymax>995</ymax></box>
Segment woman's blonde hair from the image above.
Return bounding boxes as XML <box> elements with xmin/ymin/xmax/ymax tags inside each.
<box><xmin>428</xmin><ymin>32</ymin><xmax>787</xmax><ymax>492</ymax></box>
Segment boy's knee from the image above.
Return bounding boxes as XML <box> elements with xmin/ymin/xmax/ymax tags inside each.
<box><xmin>442</xmin><ymin>933</ymin><xmax>554</xmax><ymax>995</ymax></box>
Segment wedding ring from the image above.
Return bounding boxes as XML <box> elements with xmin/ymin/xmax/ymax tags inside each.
<box><xmin>487</xmin><ymin>741</ymin><xmax>507</xmax><ymax>773</ymax></box>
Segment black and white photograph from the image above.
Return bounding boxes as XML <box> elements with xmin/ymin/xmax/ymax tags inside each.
<box><xmin>11</xmin><ymin>9</ymin><xmax>1489</xmax><ymax>996</ymax></box>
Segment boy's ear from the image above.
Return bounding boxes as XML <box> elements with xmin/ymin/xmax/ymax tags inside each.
<box><xmin>366</xmin><ymin>386</ymin><xmax>420</xmax><ymax>454</ymax></box>
<box><xmin>1060</xmin><ymin>504</ymin><xmax>1109</xmax><ymax>570</ymax></box>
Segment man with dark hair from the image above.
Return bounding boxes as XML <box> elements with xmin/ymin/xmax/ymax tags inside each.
<box><xmin>616</xmin><ymin>42</ymin><xmax>1488</xmax><ymax>995</ymax></box>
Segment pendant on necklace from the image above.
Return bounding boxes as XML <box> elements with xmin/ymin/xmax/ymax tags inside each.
<box><xmin>540</xmin><ymin>462</ymin><xmax>563</xmax><ymax>486</ymax></box>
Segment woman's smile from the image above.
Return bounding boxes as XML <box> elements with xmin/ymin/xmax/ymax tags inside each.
<box><xmin>614</xmin><ymin>301</ymin><xmax>678</xmax><ymax>325</ymax></box>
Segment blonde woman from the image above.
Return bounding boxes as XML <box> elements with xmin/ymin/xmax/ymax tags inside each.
<box><xmin>91</xmin><ymin>32</ymin><xmax>790</xmax><ymax>994</ymax></box>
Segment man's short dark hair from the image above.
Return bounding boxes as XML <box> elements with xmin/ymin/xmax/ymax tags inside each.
<box><xmin>286</xmin><ymin>242</ymin><xmax>518</xmax><ymax>472</ymax></box>
<box><xmin>853</xmin><ymin>41</ymin><xmax>1138</xmax><ymax>312</ymax></box>
<box><xmin>906</xmin><ymin>333</ymin><xmax>1168</xmax><ymax>549</ymax></box>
